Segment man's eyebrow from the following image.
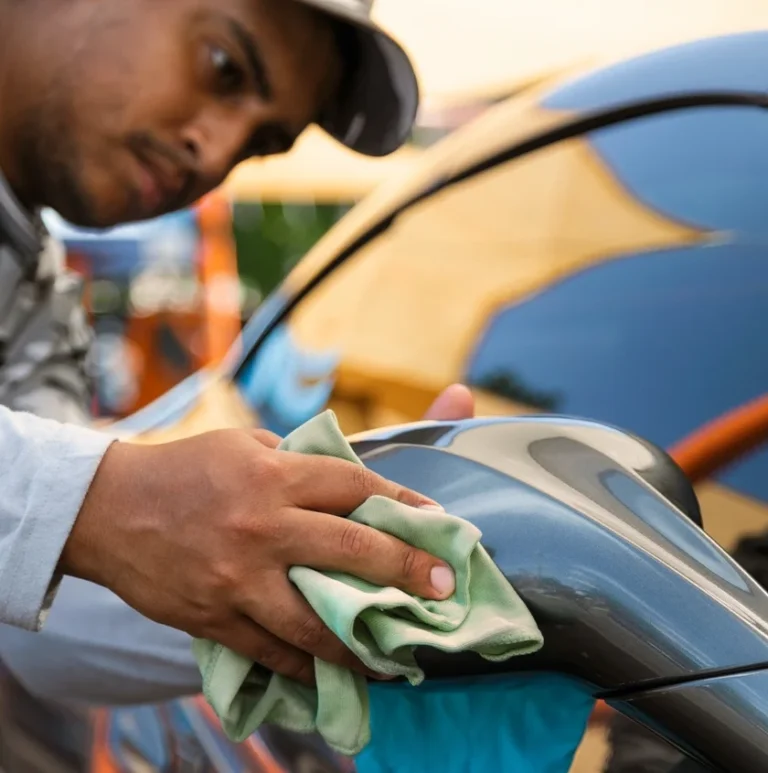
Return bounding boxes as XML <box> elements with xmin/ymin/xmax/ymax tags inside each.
<box><xmin>226</xmin><ymin>17</ymin><xmax>273</xmax><ymax>101</ymax></box>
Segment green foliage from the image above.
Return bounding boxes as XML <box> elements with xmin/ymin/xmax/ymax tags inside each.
<box><xmin>233</xmin><ymin>202</ymin><xmax>352</xmax><ymax>299</ymax></box>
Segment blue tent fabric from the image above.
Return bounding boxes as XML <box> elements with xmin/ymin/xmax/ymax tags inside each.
<box><xmin>355</xmin><ymin>674</ymin><xmax>595</xmax><ymax>773</ymax></box>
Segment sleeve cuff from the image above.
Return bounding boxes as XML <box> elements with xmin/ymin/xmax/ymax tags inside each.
<box><xmin>0</xmin><ymin>413</ymin><xmax>116</xmax><ymax>631</ymax></box>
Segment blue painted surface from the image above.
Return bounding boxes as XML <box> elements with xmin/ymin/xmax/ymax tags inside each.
<box><xmin>465</xmin><ymin>243</ymin><xmax>768</xmax><ymax>502</ymax></box>
<box><xmin>540</xmin><ymin>32</ymin><xmax>768</xmax><ymax>235</ymax></box>
<box><xmin>585</xmin><ymin>105</ymin><xmax>768</xmax><ymax>235</ymax></box>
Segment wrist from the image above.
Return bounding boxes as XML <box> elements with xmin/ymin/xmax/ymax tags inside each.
<box><xmin>59</xmin><ymin>441</ymin><xmax>151</xmax><ymax>589</ymax></box>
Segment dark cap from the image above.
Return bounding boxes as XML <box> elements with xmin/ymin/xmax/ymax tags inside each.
<box><xmin>300</xmin><ymin>0</ymin><xmax>419</xmax><ymax>156</ymax></box>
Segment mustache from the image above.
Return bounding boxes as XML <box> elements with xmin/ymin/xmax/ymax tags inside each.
<box><xmin>127</xmin><ymin>132</ymin><xmax>194</xmax><ymax>171</ymax></box>
<box><xmin>126</xmin><ymin>133</ymin><xmax>200</xmax><ymax>210</ymax></box>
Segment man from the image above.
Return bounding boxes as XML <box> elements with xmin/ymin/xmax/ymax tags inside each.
<box><xmin>0</xmin><ymin>0</ymin><xmax>474</xmax><ymax>691</ymax></box>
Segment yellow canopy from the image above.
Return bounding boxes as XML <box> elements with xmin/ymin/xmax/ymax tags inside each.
<box><xmin>222</xmin><ymin>127</ymin><xmax>422</xmax><ymax>204</ymax></box>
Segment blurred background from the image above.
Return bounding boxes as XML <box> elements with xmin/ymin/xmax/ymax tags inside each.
<box><xmin>11</xmin><ymin>1</ymin><xmax>768</xmax><ymax>771</ymax></box>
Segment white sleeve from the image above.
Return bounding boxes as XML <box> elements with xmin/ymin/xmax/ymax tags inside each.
<box><xmin>0</xmin><ymin>404</ymin><xmax>114</xmax><ymax>630</ymax></box>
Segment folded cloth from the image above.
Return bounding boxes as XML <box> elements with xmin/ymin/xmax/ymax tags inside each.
<box><xmin>192</xmin><ymin>410</ymin><xmax>543</xmax><ymax>756</ymax></box>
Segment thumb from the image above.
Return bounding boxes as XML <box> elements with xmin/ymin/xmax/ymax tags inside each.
<box><xmin>250</xmin><ymin>428</ymin><xmax>282</xmax><ymax>448</ymax></box>
<box><xmin>423</xmin><ymin>384</ymin><xmax>475</xmax><ymax>421</ymax></box>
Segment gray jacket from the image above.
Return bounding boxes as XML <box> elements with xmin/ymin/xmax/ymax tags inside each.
<box><xmin>0</xmin><ymin>178</ymin><xmax>92</xmax><ymax>424</ymax></box>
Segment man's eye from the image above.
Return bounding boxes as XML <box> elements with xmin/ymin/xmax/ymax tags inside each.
<box><xmin>210</xmin><ymin>45</ymin><xmax>244</xmax><ymax>93</ymax></box>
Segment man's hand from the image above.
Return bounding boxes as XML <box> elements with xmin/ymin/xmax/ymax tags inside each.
<box><xmin>60</xmin><ymin>383</ymin><xmax>474</xmax><ymax>686</ymax></box>
<box><xmin>424</xmin><ymin>384</ymin><xmax>475</xmax><ymax>422</ymax></box>
<box><xmin>61</xmin><ymin>426</ymin><xmax>456</xmax><ymax>685</ymax></box>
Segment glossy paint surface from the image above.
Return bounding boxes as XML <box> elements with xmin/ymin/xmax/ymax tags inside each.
<box><xmin>352</xmin><ymin>417</ymin><xmax>768</xmax><ymax>688</ymax></box>
<box><xmin>352</xmin><ymin>417</ymin><xmax>768</xmax><ymax>769</ymax></box>
<box><xmin>614</xmin><ymin>669</ymin><xmax>768</xmax><ymax>770</ymax></box>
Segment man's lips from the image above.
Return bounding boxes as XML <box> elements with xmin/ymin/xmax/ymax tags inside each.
<box><xmin>134</xmin><ymin>158</ymin><xmax>164</xmax><ymax>213</ymax></box>
<box><xmin>131</xmin><ymin>148</ymin><xmax>191</xmax><ymax>215</ymax></box>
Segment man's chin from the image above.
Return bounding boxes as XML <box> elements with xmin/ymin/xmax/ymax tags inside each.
<box><xmin>47</xmin><ymin>182</ymin><xmax>142</xmax><ymax>229</ymax></box>
<box><xmin>48</xmin><ymin>182</ymin><xmax>190</xmax><ymax>228</ymax></box>
<box><xmin>53</xmin><ymin>202</ymin><xmax>144</xmax><ymax>230</ymax></box>
<box><xmin>46</xmin><ymin>195</ymin><xmax>115</xmax><ymax>230</ymax></box>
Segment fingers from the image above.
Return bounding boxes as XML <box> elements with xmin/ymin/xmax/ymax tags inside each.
<box><xmin>423</xmin><ymin>384</ymin><xmax>476</xmax><ymax>422</ymax></box>
<box><xmin>283</xmin><ymin>454</ymin><xmax>440</xmax><ymax>514</ymax></box>
<box><xmin>250</xmin><ymin>429</ymin><xmax>282</xmax><ymax>449</ymax></box>
<box><xmin>212</xmin><ymin>614</ymin><xmax>316</xmax><ymax>685</ymax></box>
<box><xmin>241</xmin><ymin>578</ymin><xmax>382</xmax><ymax>678</ymax></box>
<box><xmin>283</xmin><ymin>510</ymin><xmax>455</xmax><ymax>601</ymax></box>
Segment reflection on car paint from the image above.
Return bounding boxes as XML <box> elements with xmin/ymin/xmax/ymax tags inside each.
<box><xmin>585</xmin><ymin>106</ymin><xmax>768</xmax><ymax>235</ymax></box>
<box><xmin>465</xmin><ymin>243</ymin><xmax>768</xmax><ymax>502</ymax></box>
<box><xmin>600</xmin><ymin>470</ymin><xmax>749</xmax><ymax>589</ymax></box>
<box><xmin>238</xmin><ymin>324</ymin><xmax>341</xmax><ymax>436</ymax></box>
<box><xmin>91</xmin><ymin>698</ymin><xmax>355</xmax><ymax>773</ymax></box>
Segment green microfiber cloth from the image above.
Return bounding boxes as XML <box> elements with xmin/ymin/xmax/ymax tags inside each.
<box><xmin>192</xmin><ymin>410</ymin><xmax>543</xmax><ymax>756</ymax></box>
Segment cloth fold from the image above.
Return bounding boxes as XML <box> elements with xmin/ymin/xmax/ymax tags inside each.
<box><xmin>193</xmin><ymin>410</ymin><xmax>543</xmax><ymax>756</ymax></box>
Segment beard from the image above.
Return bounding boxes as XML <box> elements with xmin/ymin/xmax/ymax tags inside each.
<box><xmin>10</xmin><ymin>48</ymin><xmax>134</xmax><ymax>229</ymax></box>
<box><xmin>14</xmin><ymin>98</ymin><xmax>99</xmax><ymax>227</ymax></box>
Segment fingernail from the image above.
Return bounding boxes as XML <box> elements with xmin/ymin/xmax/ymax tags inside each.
<box><xmin>430</xmin><ymin>565</ymin><xmax>455</xmax><ymax>597</ymax></box>
<box><xmin>420</xmin><ymin>503</ymin><xmax>445</xmax><ymax>512</ymax></box>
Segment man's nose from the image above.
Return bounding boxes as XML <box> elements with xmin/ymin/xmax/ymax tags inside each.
<box><xmin>180</xmin><ymin>106</ymin><xmax>253</xmax><ymax>185</ymax></box>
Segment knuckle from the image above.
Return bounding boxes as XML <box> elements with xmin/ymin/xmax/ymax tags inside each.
<box><xmin>253</xmin><ymin>643</ymin><xmax>283</xmax><ymax>670</ymax></box>
<box><xmin>206</xmin><ymin>559</ymin><xmax>244</xmax><ymax>601</ymax></box>
<box><xmin>395</xmin><ymin>486</ymin><xmax>418</xmax><ymax>506</ymax></box>
<box><xmin>234</xmin><ymin>505</ymin><xmax>282</xmax><ymax>544</ymax></box>
<box><xmin>352</xmin><ymin>465</ymin><xmax>376</xmax><ymax>502</ymax></box>
<box><xmin>198</xmin><ymin>606</ymin><xmax>226</xmax><ymax>631</ymax></box>
<box><xmin>294</xmin><ymin>615</ymin><xmax>327</xmax><ymax>651</ymax></box>
<box><xmin>233</xmin><ymin>454</ymin><xmax>290</xmax><ymax>515</ymax></box>
<box><xmin>339</xmin><ymin>521</ymin><xmax>373</xmax><ymax>559</ymax></box>
<box><xmin>294</xmin><ymin>661</ymin><xmax>316</xmax><ymax>685</ymax></box>
<box><xmin>237</xmin><ymin>443</ymin><xmax>286</xmax><ymax>491</ymax></box>
<box><xmin>198</xmin><ymin>611</ymin><xmax>236</xmax><ymax>642</ymax></box>
<box><xmin>401</xmin><ymin>547</ymin><xmax>428</xmax><ymax>582</ymax></box>
<box><xmin>251</xmin><ymin>429</ymin><xmax>281</xmax><ymax>448</ymax></box>
<box><xmin>254</xmin><ymin>452</ymin><xmax>286</xmax><ymax>486</ymax></box>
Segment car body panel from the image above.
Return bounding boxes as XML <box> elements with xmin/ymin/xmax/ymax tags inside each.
<box><xmin>612</xmin><ymin>669</ymin><xmax>768</xmax><ymax>770</ymax></box>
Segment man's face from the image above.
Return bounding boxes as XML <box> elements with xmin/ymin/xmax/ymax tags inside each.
<box><xmin>9</xmin><ymin>0</ymin><xmax>341</xmax><ymax>228</ymax></box>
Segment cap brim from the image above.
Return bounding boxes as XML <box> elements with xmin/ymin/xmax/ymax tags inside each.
<box><xmin>304</xmin><ymin>5</ymin><xmax>419</xmax><ymax>157</ymax></box>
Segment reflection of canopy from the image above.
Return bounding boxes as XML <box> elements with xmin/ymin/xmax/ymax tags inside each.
<box><xmin>222</xmin><ymin>127</ymin><xmax>421</xmax><ymax>204</ymax></box>
<box><xmin>373</xmin><ymin>0</ymin><xmax>768</xmax><ymax>105</ymax></box>
<box><xmin>286</xmin><ymin>85</ymin><xmax>705</xmax><ymax>402</ymax></box>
